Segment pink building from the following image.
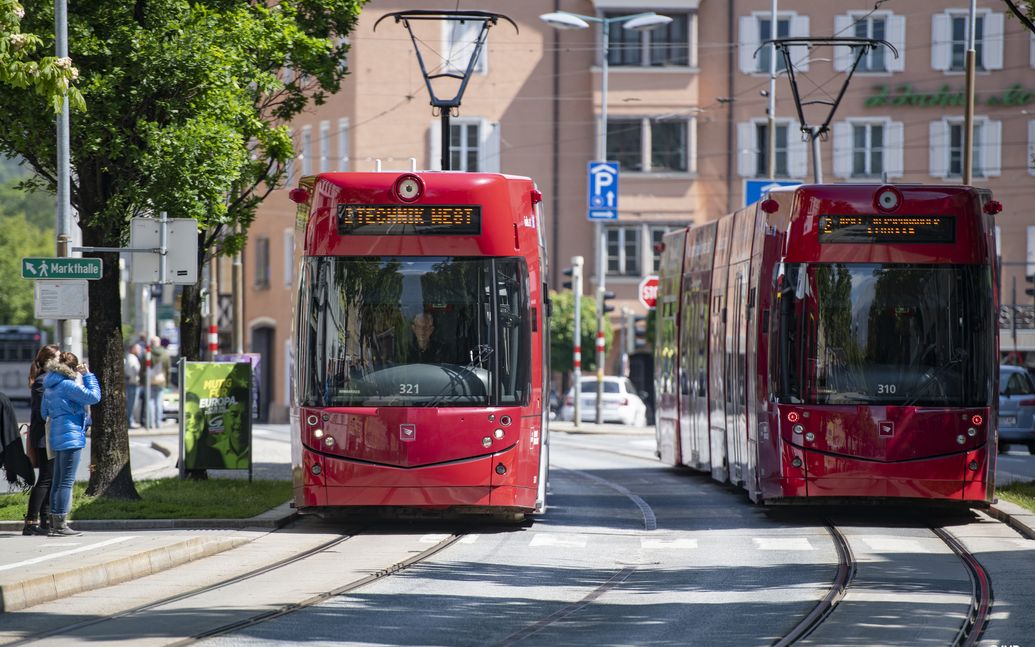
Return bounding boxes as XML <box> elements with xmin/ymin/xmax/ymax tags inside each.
<box><xmin>241</xmin><ymin>1</ymin><xmax>1035</xmax><ymax>422</ymax></box>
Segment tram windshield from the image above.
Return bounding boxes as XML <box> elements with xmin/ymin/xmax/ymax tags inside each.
<box><xmin>298</xmin><ymin>256</ymin><xmax>531</xmax><ymax>407</ymax></box>
<box><xmin>772</xmin><ymin>263</ymin><xmax>994</xmax><ymax>407</ymax></box>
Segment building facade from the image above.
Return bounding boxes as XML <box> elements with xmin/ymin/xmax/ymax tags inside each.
<box><xmin>242</xmin><ymin>1</ymin><xmax>1035</xmax><ymax>422</ymax></box>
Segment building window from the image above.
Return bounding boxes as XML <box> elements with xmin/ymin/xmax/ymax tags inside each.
<box><xmin>650</xmin><ymin>227</ymin><xmax>673</xmax><ymax>273</ymax></box>
<box><xmin>605</xmin><ymin>12</ymin><xmax>692</xmax><ymax>67</ymax></box>
<box><xmin>948</xmin><ymin>122</ymin><xmax>982</xmax><ymax>178</ymax></box>
<box><xmin>933</xmin><ymin>11</ymin><xmax>1003</xmax><ymax>72</ymax></box>
<box><xmin>337</xmin><ymin>118</ymin><xmax>349</xmax><ymax>171</ymax></box>
<box><xmin>444</xmin><ymin>19</ymin><xmax>486</xmax><ymax>73</ymax></box>
<box><xmin>284</xmin><ymin>137</ymin><xmax>295</xmax><ymax>186</ymax></box>
<box><xmin>739</xmin><ymin>13</ymin><xmax>809</xmax><ymax>75</ymax></box>
<box><xmin>318</xmin><ymin>121</ymin><xmax>330</xmax><ymax>173</ymax></box>
<box><xmin>757</xmin><ymin>16</ymin><xmax>790</xmax><ymax>73</ymax></box>
<box><xmin>930</xmin><ymin>117</ymin><xmax>1001</xmax><ymax>179</ymax></box>
<box><xmin>254</xmin><ymin>236</ymin><xmax>270</xmax><ymax>290</ymax></box>
<box><xmin>450</xmin><ymin>122</ymin><xmax>480</xmax><ymax>172</ymax></box>
<box><xmin>283</xmin><ymin>229</ymin><xmax>294</xmax><ymax>289</ymax></box>
<box><xmin>951</xmin><ymin>15</ymin><xmax>984</xmax><ymax>71</ymax></box>
<box><xmin>608</xmin><ymin>117</ymin><xmax>693</xmax><ymax>173</ymax></box>
<box><xmin>606</xmin><ymin>226</ymin><xmax>641</xmax><ymax>276</ymax></box>
<box><xmin>852</xmin><ymin>123</ymin><xmax>884</xmax><ymax>177</ymax></box>
<box><xmin>754</xmin><ymin>122</ymin><xmax>789</xmax><ymax>177</ymax></box>
<box><xmin>853</xmin><ymin>16</ymin><xmax>887</xmax><ymax>72</ymax></box>
<box><xmin>301</xmin><ymin>126</ymin><xmax>312</xmax><ymax>176</ymax></box>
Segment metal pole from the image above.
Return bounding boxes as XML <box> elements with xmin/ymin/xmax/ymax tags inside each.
<box><xmin>595</xmin><ymin>20</ymin><xmax>609</xmax><ymax>425</ymax></box>
<box><xmin>572</xmin><ymin>256</ymin><xmax>583</xmax><ymax>428</ymax></box>
<box><xmin>233</xmin><ymin>226</ymin><xmax>244</xmax><ymax>354</ymax></box>
<box><xmin>208</xmin><ymin>255</ymin><xmax>219</xmax><ymax>358</ymax></box>
<box><xmin>1012</xmin><ymin>276</ymin><xmax>1018</xmax><ymax>358</ymax></box>
<box><xmin>810</xmin><ymin>127</ymin><xmax>823</xmax><ymax>183</ymax></box>
<box><xmin>963</xmin><ymin>0</ymin><xmax>977</xmax><ymax>185</ymax></box>
<box><xmin>440</xmin><ymin>110</ymin><xmax>451</xmax><ymax>171</ymax></box>
<box><xmin>767</xmin><ymin>0</ymin><xmax>778</xmax><ymax>179</ymax></box>
<box><xmin>55</xmin><ymin>0</ymin><xmax>73</xmax><ymax>351</ymax></box>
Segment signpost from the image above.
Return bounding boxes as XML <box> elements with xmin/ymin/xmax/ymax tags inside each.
<box><xmin>744</xmin><ymin>179</ymin><xmax>799</xmax><ymax>207</ymax></box>
<box><xmin>587</xmin><ymin>161</ymin><xmax>619</xmax><ymax>221</ymax></box>
<box><xmin>21</xmin><ymin>257</ymin><xmax>102</xmax><ymax>280</ymax></box>
<box><xmin>638</xmin><ymin>275</ymin><xmax>659</xmax><ymax>309</ymax></box>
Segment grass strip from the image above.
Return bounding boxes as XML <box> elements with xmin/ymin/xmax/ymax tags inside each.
<box><xmin>997</xmin><ymin>480</ymin><xmax>1035</xmax><ymax>513</ymax></box>
<box><xmin>0</xmin><ymin>478</ymin><xmax>291</xmax><ymax>520</ymax></box>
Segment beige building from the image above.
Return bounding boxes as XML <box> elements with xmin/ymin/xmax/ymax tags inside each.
<box><xmin>240</xmin><ymin>1</ymin><xmax>1035</xmax><ymax>422</ymax></box>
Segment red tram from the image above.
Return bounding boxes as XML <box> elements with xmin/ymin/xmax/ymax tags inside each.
<box><xmin>655</xmin><ymin>184</ymin><xmax>1000</xmax><ymax>504</ymax></box>
<box><xmin>288</xmin><ymin>171</ymin><xmax>549</xmax><ymax>517</ymax></box>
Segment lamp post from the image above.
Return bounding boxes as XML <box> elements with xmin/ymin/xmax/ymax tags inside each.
<box><xmin>541</xmin><ymin>10</ymin><xmax>671</xmax><ymax>424</ymax></box>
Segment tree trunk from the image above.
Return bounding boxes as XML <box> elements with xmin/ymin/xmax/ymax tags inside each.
<box><xmin>180</xmin><ymin>282</ymin><xmax>203</xmax><ymax>362</ymax></box>
<box><xmin>82</xmin><ymin>226</ymin><xmax>140</xmax><ymax>500</ymax></box>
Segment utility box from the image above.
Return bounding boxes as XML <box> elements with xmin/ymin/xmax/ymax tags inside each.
<box><xmin>129</xmin><ymin>217</ymin><xmax>199</xmax><ymax>284</ymax></box>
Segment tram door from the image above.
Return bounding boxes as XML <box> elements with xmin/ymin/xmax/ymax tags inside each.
<box><xmin>708</xmin><ymin>216</ymin><xmax>733</xmax><ymax>483</ymax></box>
<box><xmin>725</xmin><ymin>211</ymin><xmax>754</xmax><ymax>486</ymax></box>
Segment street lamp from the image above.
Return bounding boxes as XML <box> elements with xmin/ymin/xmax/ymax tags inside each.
<box><xmin>541</xmin><ymin>10</ymin><xmax>672</xmax><ymax>424</ymax></box>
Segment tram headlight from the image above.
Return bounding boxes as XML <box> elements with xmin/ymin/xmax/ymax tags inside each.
<box><xmin>967</xmin><ymin>427</ymin><xmax>977</xmax><ymax>437</ymax></box>
<box><xmin>792</xmin><ymin>424</ymin><xmax>804</xmax><ymax>434</ymax></box>
<box><xmin>791</xmin><ymin>457</ymin><xmax>803</xmax><ymax>468</ymax></box>
<box><xmin>956</xmin><ymin>434</ymin><xmax>966</xmax><ymax>445</ymax></box>
<box><xmin>804</xmin><ymin>432</ymin><xmax>815</xmax><ymax>442</ymax></box>
<box><xmin>493</xmin><ymin>428</ymin><xmax>505</xmax><ymax>440</ymax></box>
<box><xmin>313</xmin><ymin>428</ymin><xmax>324</xmax><ymax>439</ymax></box>
<box><xmin>394</xmin><ymin>173</ymin><xmax>424</xmax><ymax>202</ymax></box>
<box><xmin>875</xmin><ymin>186</ymin><xmax>902</xmax><ymax>212</ymax></box>
<box><xmin>482</xmin><ymin>436</ymin><xmax>492</xmax><ymax>448</ymax></box>
<box><xmin>324</xmin><ymin>436</ymin><xmax>335</xmax><ymax>448</ymax></box>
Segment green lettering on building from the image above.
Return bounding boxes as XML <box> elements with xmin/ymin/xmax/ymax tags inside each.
<box><xmin>866</xmin><ymin>83</ymin><xmax>1033</xmax><ymax>108</ymax></box>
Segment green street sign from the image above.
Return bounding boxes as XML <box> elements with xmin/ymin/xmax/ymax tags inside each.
<box><xmin>21</xmin><ymin>257</ymin><xmax>102</xmax><ymax>280</ymax></box>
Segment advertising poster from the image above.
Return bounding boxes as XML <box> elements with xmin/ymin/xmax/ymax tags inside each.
<box><xmin>215</xmin><ymin>353</ymin><xmax>262</xmax><ymax>420</ymax></box>
<box><xmin>181</xmin><ymin>361</ymin><xmax>252</xmax><ymax>474</ymax></box>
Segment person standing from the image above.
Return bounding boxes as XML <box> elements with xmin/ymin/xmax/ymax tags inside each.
<box><xmin>148</xmin><ymin>336</ymin><xmax>171</xmax><ymax>428</ymax></box>
<box><xmin>125</xmin><ymin>343</ymin><xmax>142</xmax><ymax>429</ymax></box>
<box><xmin>41</xmin><ymin>351</ymin><xmax>100</xmax><ymax>537</ymax></box>
<box><xmin>22</xmin><ymin>344</ymin><xmax>60</xmax><ymax>536</ymax></box>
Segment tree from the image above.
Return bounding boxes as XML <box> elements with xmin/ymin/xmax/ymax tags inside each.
<box><xmin>0</xmin><ymin>210</ymin><xmax>52</xmax><ymax>324</ymax></box>
<box><xmin>0</xmin><ymin>0</ymin><xmax>84</xmax><ymax>111</ymax></box>
<box><xmin>0</xmin><ymin>1</ymin><xmax>364</xmax><ymax>499</ymax></box>
<box><xmin>549</xmin><ymin>290</ymin><xmax>614</xmax><ymax>376</ymax></box>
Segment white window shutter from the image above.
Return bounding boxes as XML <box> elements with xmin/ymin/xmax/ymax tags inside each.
<box><xmin>983</xmin><ymin>12</ymin><xmax>1004</xmax><ymax>71</ymax></box>
<box><xmin>428</xmin><ymin>120</ymin><xmax>442</xmax><ymax>171</ymax></box>
<box><xmin>790</xmin><ymin>15</ymin><xmax>810</xmax><ymax>72</ymax></box>
<box><xmin>1030</xmin><ymin>34</ymin><xmax>1035</xmax><ymax>69</ymax></box>
<box><xmin>929</xmin><ymin>120</ymin><xmax>948</xmax><ymax>178</ymax></box>
<box><xmin>832</xmin><ymin>122</ymin><xmax>851</xmax><ymax>178</ymax></box>
<box><xmin>737</xmin><ymin>122</ymin><xmax>755</xmax><ymax>177</ymax></box>
<box><xmin>887</xmin><ymin>15</ymin><xmax>906</xmax><ymax>72</ymax></box>
<box><xmin>738</xmin><ymin>16</ymin><xmax>759</xmax><ymax>74</ymax></box>
<box><xmin>984</xmin><ymin>119</ymin><xmax>1002</xmax><ymax>177</ymax></box>
<box><xmin>931</xmin><ymin>14</ymin><xmax>951</xmax><ymax>71</ymax></box>
<box><xmin>832</xmin><ymin>15</ymin><xmax>852</xmax><ymax>72</ymax></box>
<box><xmin>479</xmin><ymin>120</ymin><xmax>501</xmax><ymax>173</ymax></box>
<box><xmin>1028</xmin><ymin>120</ymin><xmax>1035</xmax><ymax>177</ymax></box>
<box><xmin>688</xmin><ymin>117</ymin><xmax>698</xmax><ymax>175</ymax></box>
<box><xmin>788</xmin><ymin>128</ymin><xmax>808</xmax><ymax>178</ymax></box>
<box><xmin>885</xmin><ymin>121</ymin><xmax>904</xmax><ymax>178</ymax></box>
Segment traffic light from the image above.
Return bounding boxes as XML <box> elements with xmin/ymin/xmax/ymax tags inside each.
<box><xmin>1027</xmin><ymin>274</ymin><xmax>1035</xmax><ymax>298</ymax></box>
<box><xmin>562</xmin><ymin>256</ymin><xmax>583</xmax><ymax>293</ymax></box>
<box><xmin>562</xmin><ymin>268</ymin><xmax>575</xmax><ymax>290</ymax></box>
<box><xmin>601</xmin><ymin>290</ymin><xmax>616</xmax><ymax>314</ymax></box>
<box><xmin>633</xmin><ymin>315</ymin><xmax>648</xmax><ymax>349</ymax></box>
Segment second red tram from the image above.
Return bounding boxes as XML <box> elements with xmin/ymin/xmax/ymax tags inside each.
<box><xmin>655</xmin><ymin>184</ymin><xmax>999</xmax><ymax>504</ymax></box>
<box><xmin>289</xmin><ymin>171</ymin><xmax>549</xmax><ymax>517</ymax></box>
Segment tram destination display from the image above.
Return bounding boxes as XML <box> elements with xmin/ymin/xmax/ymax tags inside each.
<box><xmin>338</xmin><ymin>204</ymin><xmax>481</xmax><ymax>235</ymax></box>
<box><xmin>818</xmin><ymin>215</ymin><xmax>955</xmax><ymax>244</ymax></box>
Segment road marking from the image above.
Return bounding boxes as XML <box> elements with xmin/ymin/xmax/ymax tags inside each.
<box><xmin>529</xmin><ymin>534</ymin><xmax>588</xmax><ymax>548</ymax></box>
<box><xmin>860</xmin><ymin>536</ymin><xmax>927</xmax><ymax>553</ymax></box>
<box><xmin>641</xmin><ymin>537</ymin><xmax>698</xmax><ymax>549</ymax></box>
<box><xmin>753</xmin><ymin>537</ymin><xmax>814</xmax><ymax>551</ymax></box>
<box><xmin>0</xmin><ymin>536</ymin><xmax>136</xmax><ymax>572</ymax></box>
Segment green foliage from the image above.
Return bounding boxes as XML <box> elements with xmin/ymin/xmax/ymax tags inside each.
<box><xmin>0</xmin><ymin>209</ymin><xmax>52</xmax><ymax>324</ymax></box>
<box><xmin>0</xmin><ymin>0</ymin><xmax>85</xmax><ymax>112</ymax></box>
<box><xmin>998</xmin><ymin>480</ymin><xmax>1035</xmax><ymax>513</ymax></box>
<box><xmin>549</xmin><ymin>290</ymin><xmax>614</xmax><ymax>374</ymax></box>
<box><xmin>0</xmin><ymin>178</ymin><xmax>54</xmax><ymax>229</ymax></box>
<box><xmin>0</xmin><ymin>478</ymin><xmax>291</xmax><ymax>520</ymax></box>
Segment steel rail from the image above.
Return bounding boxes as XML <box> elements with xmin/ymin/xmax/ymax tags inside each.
<box><xmin>933</xmin><ymin>526</ymin><xmax>993</xmax><ymax>647</ymax></box>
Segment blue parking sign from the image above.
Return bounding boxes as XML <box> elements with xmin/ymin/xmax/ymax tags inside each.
<box><xmin>744</xmin><ymin>179</ymin><xmax>799</xmax><ymax>207</ymax></box>
<box><xmin>588</xmin><ymin>161</ymin><xmax>619</xmax><ymax>221</ymax></box>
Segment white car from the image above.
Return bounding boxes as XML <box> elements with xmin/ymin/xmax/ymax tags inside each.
<box><xmin>558</xmin><ymin>376</ymin><xmax>648</xmax><ymax>426</ymax></box>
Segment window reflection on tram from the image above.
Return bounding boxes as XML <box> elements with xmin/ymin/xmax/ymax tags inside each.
<box><xmin>298</xmin><ymin>257</ymin><xmax>531</xmax><ymax>407</ymax></box>
<box><xmin>773</xmin><ymin>263</ymin><xmax>993</xmax><ymax>407</ymax></box>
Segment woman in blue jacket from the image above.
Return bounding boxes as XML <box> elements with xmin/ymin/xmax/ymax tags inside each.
<box><xmin>41</xmin><ymin>351</ymin><xmax>101</xmax><ymax>537</ymax></box>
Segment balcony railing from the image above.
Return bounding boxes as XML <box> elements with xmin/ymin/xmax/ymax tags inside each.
<box><xmin>1000</xmin><ymin>305</ymin><xmax>1035</xmax><ymax>329</ymax></box>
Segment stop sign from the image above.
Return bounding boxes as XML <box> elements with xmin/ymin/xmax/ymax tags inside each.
<box><xmin>638</xmin><ymin>275</ymin><xmax>659</xmax><ymax>309</ymax></box>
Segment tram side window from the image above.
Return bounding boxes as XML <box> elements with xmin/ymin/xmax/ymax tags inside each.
<box><xmin>495</xmin><ymin>258</ymin><xmax>531</xmax><ymax>406</ymax></box>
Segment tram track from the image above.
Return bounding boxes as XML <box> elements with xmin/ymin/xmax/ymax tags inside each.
<box><xmin>772</xmin><ymin>521</ymin><xmax>992</xmax><ymax>646</ymax></box>
<box><xmin>3</xmin><ymin>524</ymin><xmax>469</xmax><ymax>646</ymax></box>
